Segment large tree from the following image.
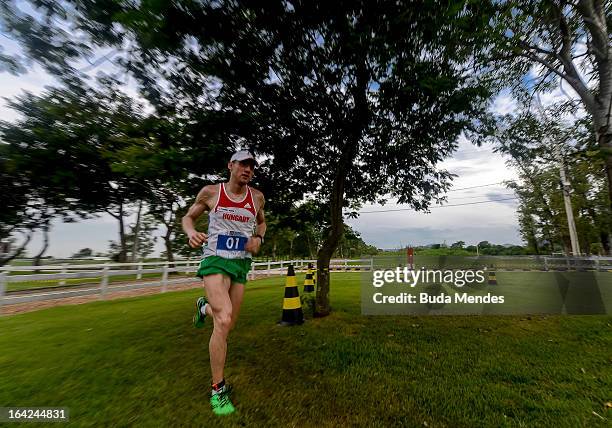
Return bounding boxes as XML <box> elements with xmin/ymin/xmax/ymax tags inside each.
<box><xmin>492</xmin><ymin>103</ymin><xmax>611</xmax><ymax>254</ymax></box>
<box><xmin>1</xmin><ymin>1</ymin><xmax>492</xmax><ymax>315</ymax></box>
<box><xmin>113</xmin><ymin>1</ymin><xmax>491</xmax><ymax>315</ymax></box>
<box><xmin>484</xmin><ymin>0</ymin><xmax>612</xmax><ymax>216</ymax></box>
<box><xmin>109</xmin><ymin>114</ymin><xmax>229</xmax><ymax>263</ymax></box>
<box><xmin>0</xmin><ymin>145</ymin><xmax>37</xmax><ymax>265</ymax></box>
<box><xmin>0</xmin><ymin>79</ymin><xmax>150</xmax><ymax>262</ymax></box>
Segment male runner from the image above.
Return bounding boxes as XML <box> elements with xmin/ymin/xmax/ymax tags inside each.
<box><xmin>182</xmin><ymin>150</ymin><xmax>266</xmax><ymax>416</ymax></box>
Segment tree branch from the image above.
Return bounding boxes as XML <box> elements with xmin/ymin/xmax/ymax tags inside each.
<box><xmin>526</xmin><ymin>67</ymin><xmax>557</xmax><ymax>112</ymax></box>
<box><xmin>515</xmin><ymin>3</ymin><xmax>598</xmax><ymax>116</ymax></box>
<box><xmin>518</xmin><ymin>40</ymin><xmax>560</xmax><ymax>60</ymax></box>
<box><xmin>559</xmin><ymin>78</ymin><xmax>582</xmax><ymax>112</ymax></box>
<box><xmin>104</xmin><ymin>208</ymin><xmax>120</xmax><ymax>219</ymax></box>
<box><xmin>585</xmin><ymin>31</ymin><xmax>607</xmax><ymax>58</ymax></box>
<box><xmin>576</xmin><ymin>0</ymin><xmax>608</xmax><ymax>59</ymax></box>
<box><xmin>576</xmin><ymin>0</ymin><xmax>612</xmax><ymax>127</ymax></box>
<box><xmin>0</xmin><ymin>230</ymin><xmax>33</xmax><ymax>266</ymax></box>
<box><xmin>526</xmin><ymin>49</ymin><xmax>596</xmax><ymax>114</ymax></box>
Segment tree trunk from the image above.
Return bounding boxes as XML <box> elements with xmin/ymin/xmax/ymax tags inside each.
<box><xmin>596</xmin><ymin>124</ymin><xmax>612</xmax><ymax>223</ymax></box>
<box><xmin>163</xmin><ymin>210</ymin><xmax>176</xmax><ymax>269</ymax></box>
<box><xmin>315</xmin><ymin>222</ymin><xmax>344</xmax><ymax>316</ymax></box>
<box><xmin>315</xmin><ymin>141</ymin><xmax>356</xmax><ymax>317</ymax></box>
<box><xmin>604</xmin><ymin>148</ymin><xmax>612</xmax><ymax>223</ymax></box>
<box><xmin>594</xmin><ymin>121</ymin><xmax>612</xmax><ymax>255</ymax></box>
<box><xmin>314</xmin><ymin>160</ymin><xmax>356</xmax><ymax>316</ymax></box>
<box><xmin>525</xmin><ymin>220</ymin><xmax>539</xmax><ymax>255</ymax></box>
<box><xmin>0</xmin><ymin>230</ymin><xmax>33</xmax><ymax>267</ymax></box>
<box><xmin>118</xmin><ymin>202</ymin><xmax>128</xmax><ymax>263</ymax></box>
<box><xmin>563</xmin><ymin>238</ymin><xmax>572</xmax><ymax>256</ymax></box>
<box><xmin>544</xmin><ymin>232</ymin><xmax>553</xmax><ymax>254</ymax></box>
<box><xmin>105</xmin><ymin>201</ymin><xmax>128</xmax><ymax>263</ymax></box>
<box><xmin>33</xmin><ymin>222</ymin><xmax>50</xmax><ymax>272</ymax></box>
<box><xmin>306</xmin><ymin>233</ymin><xmax>313</xmax><ymax>258</ymax></box>
<box><xmin>315</xmin><ymin>61</ymin><xmax>369</xmax><ymax>317</ymax></box>
<box><xmin>131</xmin><ymin>200</ymin><xmax>143</xmax><ymax>262</ymax></box>
<box><xmin>164</xmin><ymin>235</ymin><xmax>175</xmax><ymax>270</ymax></box>
<box><xmin>165</xmin><ymin>237</ymin><xmax>175</xmax><ymax>263</ymax></box>
<box><xmin>314</xmin><ymin>144</ymin><xmax>357</xmax><ymax>316</ymax></box>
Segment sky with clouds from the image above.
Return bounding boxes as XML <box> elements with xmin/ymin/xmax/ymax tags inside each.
<box><xmin>0</xmin><ymin>18</ymin><xmax>585</xmax><ymax>257</ymax></box>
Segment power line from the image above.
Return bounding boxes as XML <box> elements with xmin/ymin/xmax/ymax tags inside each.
<box><xmin>453</xmin><ymin>148</ymin><xmax>494</xmax><ymax>156</ymax></box>
<box><xmin>447</xmin><ymin>181</ymin><xmax>513</xmax><ymax>192</ymax></box>
<box><xmin>431</xmin><ymin>197</ymin><xmax>517</xmax><ymax>208</ymax></box>
<box><xmin>350</xmin><ymin>183</ymin><xmax>517</xmax><ymax>214</ymax></box>
<box><xmin>443</xmin><ymin>192</ymin><xmax>515</xmax><ymax>201</ymax></box>
<box><xmin>356</xmin><ymin>197</ymin><xmax>518</xmax><ymax>214</ymax></box>
<box><xmin>365</xmin><ymin>192</ymin><xmax>516</xmax><ymax>208</ymax></box>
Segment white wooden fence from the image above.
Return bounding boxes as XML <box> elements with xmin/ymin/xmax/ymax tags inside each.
<box><xmin>0</xmin><ymin>258</ymin><xmax>374</xmax><ymax>307</ymax></box>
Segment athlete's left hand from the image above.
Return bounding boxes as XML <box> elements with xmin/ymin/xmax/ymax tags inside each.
<box><xmin>245</xmin><ymin>236</ymin><xmax>262</xmax><ymax>254</ymax></box>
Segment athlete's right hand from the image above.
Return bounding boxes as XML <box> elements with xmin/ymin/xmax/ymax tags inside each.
<box><xmin>188</xmin><ymin>232</ymin><xmax>208</xmax><ymax>248</ymax></box>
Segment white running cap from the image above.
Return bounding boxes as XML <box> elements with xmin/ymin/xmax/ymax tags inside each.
<box><xmin>230</xmin><ymin>150</ymin><xmax>258</xmax><ymax>165</ymax></box>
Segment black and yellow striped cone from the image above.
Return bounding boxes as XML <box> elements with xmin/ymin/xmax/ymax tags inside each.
<box><xmin>488</xmin><ymin>271</ymin><xmax>497</xmax><ymax>285</ymax></box>
<box><xmin>278</xmin><ymin>265</ymin><xmax>304</xmax><ymax>326</ymax></box>
<box><xmin>309</xmin><ymin>263</ymin><xmax>317</xmax><ymax>290</ymax></box>
<box><xmin>303</xmin><ymin>267</ymin><xmax>315</xmax><ymax>293</ymax></box>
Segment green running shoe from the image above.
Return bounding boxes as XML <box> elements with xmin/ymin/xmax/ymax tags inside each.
<box><xmin>210</xmin><ymin>387</ymin><xmax>235</xmax><ymax>415</ymax></box>
<box><xmin>193</xmin><ymin>296</ymin><xmax>208</xmax><ymax>328</ymax></box>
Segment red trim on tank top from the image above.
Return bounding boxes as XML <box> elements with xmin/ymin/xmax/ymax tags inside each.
<box><xmin>212</xmin><ymin>183</ymin><xmax>222</xmax><ymax>212</ymax></box>
<box><xmin>223</xmin><ymin>182</ymin><xmax>248</xmax><ymax>203</ymax></box>
<box><xmin>215</xmin><ymin>183</ymin><xmax>256</xmax><ymax>216</ymax></box>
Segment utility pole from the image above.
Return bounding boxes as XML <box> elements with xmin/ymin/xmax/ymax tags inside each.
<box><xmin>555</xmin><ymin>146</ymin><xmax>580</xmax><ymax>256</ymax></box>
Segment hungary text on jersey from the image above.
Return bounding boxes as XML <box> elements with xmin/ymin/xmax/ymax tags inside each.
<box><xmin>202</xmin><ymin>183</ymin><xmax>257</xmax><ymax>260</ymax></box>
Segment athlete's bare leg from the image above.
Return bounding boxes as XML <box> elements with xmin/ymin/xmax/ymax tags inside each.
<box><xmin>203</xmin><ymin>283</ymin><xmax>244</xmax><ymax>326</ymax></box>
<box><xmin>203</xmin><ymin>274</ymin><xmax>232</xmax><ymax>384</ymax></box>
<box><xmin>228</xmin><ymin>283</ymin><xmax>245</xmax><ymax>331</ymax></box>
<box><xmin>202</xmin><ymin>283</ymin><xmax>245</xmax><ymax>326</ymax></box>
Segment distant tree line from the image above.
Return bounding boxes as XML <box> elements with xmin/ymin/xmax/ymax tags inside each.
<box><xmin>407</xmin><ymin>241</ymin><xmax>541</xmax><ymax>256</ymax></box>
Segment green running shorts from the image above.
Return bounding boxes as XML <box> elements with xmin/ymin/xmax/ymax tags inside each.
<box><xmin>196</xmin><ymin>256</ymin><xmax>253</xmax><ymax>284</ymax></box>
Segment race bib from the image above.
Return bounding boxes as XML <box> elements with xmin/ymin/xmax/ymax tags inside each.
<box><xmin>216</xmin><ymin>232</ymin><xmax>249</xmax><ymax>258</ymax></box>
<box><xmin>217</xmin><ymin>234</ymin><xmax>248</xmax><ymax>252</ymax></box>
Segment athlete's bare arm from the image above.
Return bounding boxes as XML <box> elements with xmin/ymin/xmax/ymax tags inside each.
<box><xmin>254</xmin><ymin>191</ymin><xmax>267</xmax><ymax>239</ymax></box>
<box><xmin>245</xmin><ymin>189</ymin><xmax>266</xmax><ymax>254</ymax></box>
<box><xmin>182</xmin><ymin>184</ymin><xmax>218</xmax><ymax>248</ymax></box>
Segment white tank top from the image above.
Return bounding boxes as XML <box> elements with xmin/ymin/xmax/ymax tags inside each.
<box><xmin>203</xmin><ymin>183</ymin><xmax>257</xmax><ymax>259</ymax></box>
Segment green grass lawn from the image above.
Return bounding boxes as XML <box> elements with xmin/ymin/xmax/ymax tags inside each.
<box><xmin>1</xmin><ymin>273</ymin><xmax>610</xmax><ymax>427</ymax></box>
